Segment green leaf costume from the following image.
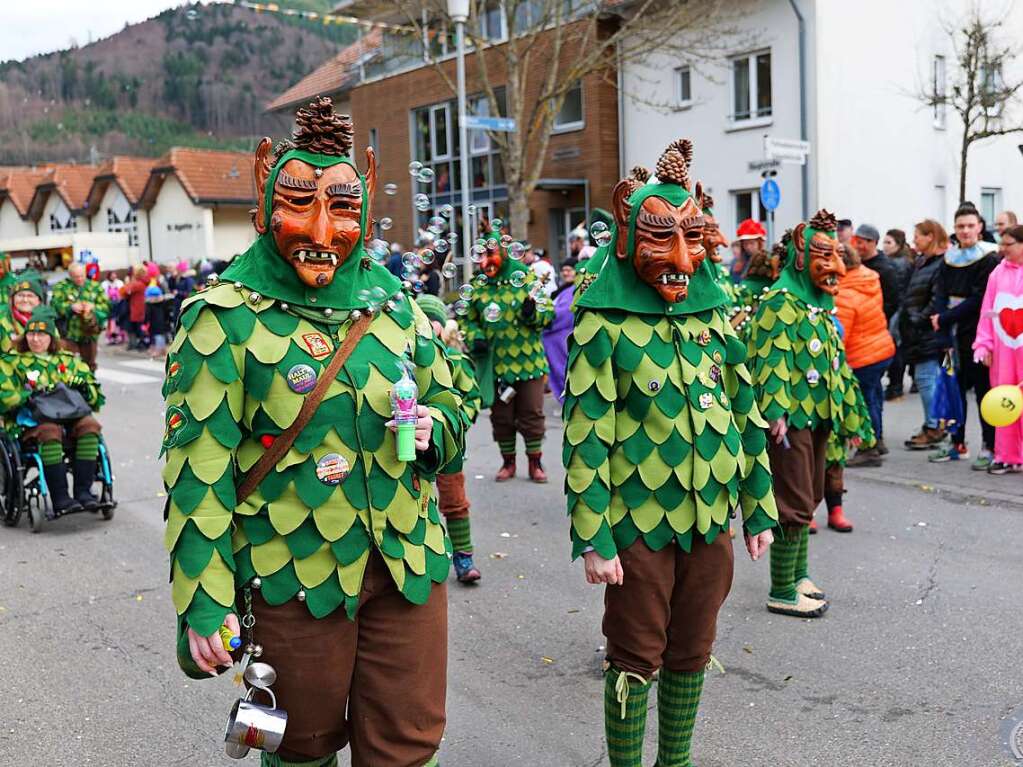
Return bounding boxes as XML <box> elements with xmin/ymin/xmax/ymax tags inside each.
<box><xmin>461</xmin><ymin>257</ymin><xmax>553</xmax><ymax>395</ymax></box>
<box><xmin>51</xmin><ymin>278</ymin><xmax>110</xmax><ymax>342</ymax></box>
<box><xmin>439</xmin><ymin>342</ymin><xmax>480</xmax><ymax>474</ymax></box>
<box><xmin>564</xmin><ymin>179</ymin><xmax>778</xmax><ymax>561</ymax></box>
<box><xmin>162</xmin><ymin>148</ymin><xmax>466</xmax><ymax>676</ymax></box>
<box><xmin>0</xmin><ymin>350</ymin><xmax>104</xmax><ymax>426</ymax></box>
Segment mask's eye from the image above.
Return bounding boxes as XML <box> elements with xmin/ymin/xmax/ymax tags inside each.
<box><xmin>646</xmin><ymin>228</ymin><xmax>674</xmax><ymax>242</ymax></box>
<box><xmin>281</xmin><ymin>192</ymin><xmax>314</xmax><ymax>207</ymax></box>
<box><xmin>329</xmin><ymin>198</ymin><xmax>359</xmax><ymax>214</ymax></box>
<box><xmin>684</xmin><ymin>229</ymin><xmax>703</xmax><ymax>243</ymax></box>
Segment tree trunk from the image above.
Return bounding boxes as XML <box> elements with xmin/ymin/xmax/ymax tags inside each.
<box><xmin>959</xmin><ymin>130</ymin><xmax>970</xmax><ymax>205</ymax></box>
<box><xmin>509</xmin><ymin>186</ymin><xmax>531</xmax><ymax>240</ymax></box>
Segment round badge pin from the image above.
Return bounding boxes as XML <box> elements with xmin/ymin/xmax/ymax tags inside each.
<box><xmin>287</xmin><ymin>364</ymin><xmax>318</xmax><ymax>394</ymax></box>
<box><xmin>699</xmin><ymin>392</ymin><xmax>714</xmax><ymax>409</ymax></box>
<box><xmin>833</xmin><ymin>356</ymin><xmax>840</xmax><ymax>371</ymax></box>
<box><xmin>806</xmin><ymin>369</ymin><xmax>821</xmax><ymax>386</ymax></box>
<box><xmin>808</xmin><ymin>338</ymin><xmax>823</xmax><ymax>354</ymax></box>
<box><xmin>315</xmin><ymin>453</ymin><xmax>350</xmax><ymax>486</ymax></box>
<box><xmin>648</xmin><ymin>380</ymin><xmax>661</xmax><ymax>392</ymax></box>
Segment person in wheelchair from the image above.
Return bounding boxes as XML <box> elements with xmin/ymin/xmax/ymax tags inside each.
<box><xmin>0</xmin><ymin>306</ymin><xmax>105</xmax><ymax>514</ymax></box>
<box><xmin>0</xmin><ymin>273</ymin><xmax>46</xmax><ymax>353</ymax></box>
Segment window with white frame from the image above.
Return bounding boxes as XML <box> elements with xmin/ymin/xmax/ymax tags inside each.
<box><xmin>980</xmin><ymin>187</ymin><xmax>1002</xmax><ymax>224</ymax></box>
<box><xmin>731</xmin><ymin>50</ymin><xmax>771</xmax><ymax>122</ymax></box>
<box><xmin>49</xmin><ymin>198</ymin><xmax>77</xmax><ymax>233</ymax></box>
<box><xmin>933</xmin><ymin>55</ymin><xmax>947</xmax><ymax>128</ymax></box>
<box><xmin>470</xmin><ymin>96</ymin><xmax>491</xmax><ymax>154</ymax></box>
<box><xmin>675</xmin><ymin>65</ymin><xmax>692</xmax><ymax>107</ymax></box>
<box><xmin>732</xmin><ymin>189</ymin><xmax>767</xmax><ymax>233</ymax></box>
<box><xmin>477</xmin><ymin>0</ymin><xmax>506</xmax><ymax>42</ymax></box>
<box><xmin>553</xmin><ymin>80</ymin><xmax>584</xmax><ymax>131</ymax></box>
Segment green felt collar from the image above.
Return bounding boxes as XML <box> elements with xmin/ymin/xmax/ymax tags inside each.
<box><xmin>222</xmin><ymin>149</ymin><xmax>400</xmax><ymax>311</ymax></box>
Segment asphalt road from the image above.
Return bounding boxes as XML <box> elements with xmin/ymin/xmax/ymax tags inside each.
<box><xmin>1</xmin><ymin>348</ymin><xmax>1021</xmax><ymax>767</ymax></box>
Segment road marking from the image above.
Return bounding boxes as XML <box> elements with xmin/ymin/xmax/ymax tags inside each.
<box><xmin>95</xmin><ymin>368</ymin><xmax>163</xmax><ymax>385</ymax></box>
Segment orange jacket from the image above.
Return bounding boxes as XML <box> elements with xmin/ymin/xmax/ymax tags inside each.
<box><xmin>835</xmin><ymin>265</ymin><xmax>895</xmax><ymax>369</ymax></box>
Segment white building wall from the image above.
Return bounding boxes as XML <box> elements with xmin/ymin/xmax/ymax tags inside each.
<box><xmin>147</xmin><ymin>175</ymin><xmax>212</xmax><ymax>264</ymax></box>
<box><xmin>211</xmin><ymin>207</ymin><xmax>256</xmax><ymax>262</ymax></box>
<box><xmin>41</xmin><ymin>193</ymin><xmax>82</xmax><ymax>233</ymax></box>
<box><xmin>622</xmin><ymin>0</ymin><xmax>810</xmax><ymax>237</ymax></box>
<box><xmin>0</xmin><ymin>200</ymin><xmax>36</xmax><ymax>240</ymax></box>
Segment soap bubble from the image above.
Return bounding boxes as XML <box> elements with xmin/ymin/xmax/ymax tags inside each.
<box><xmin>441</xmin><ymin>262</ymin><xmax>458</xmax><ymax>279</ymax></box>
<box><xmin>402</xmin><ymin>265</ymin><xmax>418</xmax><ymax>279</ymax></box>
<box><xmin>402</xmin><ymin>251</ymin><xmax>418</xmax><ymax>267</ymax></box>
<box><xmin>417</xmin><ymin>167</ymin><xmax>435</xmax><ymax>184</ymax></box>
<box><xmin>383</xmin><ymin>183</ymin><xmax>398</xmax><ymax>196</ymax></box>
<box><xmin>411</xmin><ymin>279</ymin><xmax>425</xmax><ymax>293</ymax></box>
<box><xmin>491</xmin><ymin>218</ymin><xmax>503</xmax><ymax>229</ymax></box>
<box><xmin>408</xmin><ymin>161</ymin><xmax>423</xmax><ymax>176</ymax></box>
<box><xmin>473</xmin><ymin>274</ymin><xmax>488</xmax><ymax>288</ymax></box>
<box><xmin>486</xmin><ymin>238</ymin><xmax>499</xmax><ymax>251</ymax></box>
<box><xmin>510</xmin><ymin>271</ymin><xmax>527</xmax><ymax>288</ymax></box>
<box><xmin>458</xmin><ymin>284</ymin><xmax>474</xmax><ymax>300</ymax></box>
<box><xmin>440</xmin><ymin>204</ymin><xmax>454</xmax><ymax>218</ymax></box>
<box><xmin>467</xmin><ymin>204</ymin><xmax>477</xmax><ymax>216</ymax></box>
<box><xmin>434</xmin><ymin>239</ymin><xmax>449</xmax><ymax>254</ymax></box>
<box><xmin>419</xmin><ymin>249</ymin><xmax>435</xmax><ymax>265</ymax></box>
<box><xmin>447</xmin><ymin>231</ymin><xmax>458</xmax><ymax>244</ymax></box>
<box><xmin>357</xmin><ymin>288</ymin><xmax>372</xmax><ymax>303</ymax></box>
<box><xmin>371</xmin><ymin>286</ymin><xmax>388</xmax><ymax>301</ymax></box>
<box><xmin>591</xmin><ymin>220</ymin><xmax>613</xmax><ymax>247</ymax></box>
<box><xmin>368</xmin><ymin>239</ymin><xmax>389</xmax><ymax>262</ymax></box>
<box><xmin>379</xmin><ymin>217</ymin><xmax>393</xmax><ymax>231</ymax></box>
<box><xmin>484</xmin><ymin>302</ymin><xmax>502</xmax><ymax>323</ymax></box>
<box><xmin>500</xmin><ymin>234</ymin><xmax>513</xmax><ymax>248</ymax></box>
<box><xmin>470</xmin><ymin>245</ymin><xmax>485</xmax><ymax>263</ymax></box>
<box><xmin>414</xmin><ymin>193</ymin><xmax>430</xmax><ymax>212</ymax></box>
<box><xmin>474</xmin><ymin>238</ymin><xmax>487</xmax><ymax>248</ymax></box>
<box><xmin>454</xmin><ymin>300</ymin><xmax>469</xmax><ymax>316</ymax></box>
<box><xmin>508</xmin><ymin>242</ymin><xmax>525</xmax><ymax>260</ymax></box>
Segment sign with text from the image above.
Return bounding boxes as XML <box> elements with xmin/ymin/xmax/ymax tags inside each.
<box><xmin>464</xmin><ymin>115</ymin><xmax>517</xmax><ymax>132</ymax></box>
<box><xmin>764</xmin><ymin>137</ymin><xmax>810</xmax><ymax>165</ymax></box>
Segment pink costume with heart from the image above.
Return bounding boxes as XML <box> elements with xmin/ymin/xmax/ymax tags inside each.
<box><xmin>973</xmin><ymin>257</ymin><xmax>1023</xmax><ymax>464</ymax></box>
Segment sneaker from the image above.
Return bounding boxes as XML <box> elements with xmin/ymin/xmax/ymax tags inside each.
<box><xmin>987</xmin><ymin>461</ymin><xmax>1023</xmax><ymax>475</ymax></box>
<box><xmin>928</xmin><ymin>443</ymin><xmax>969</xmax><ymax>463</ymax></box>
<box><xmin>452</xmin><ymin>552</ymin><xmax>481</xmax><ymax>583</ymax></box>
<box><xmin>846</xmin><ymin>448</ymin><xmax>883</xmax><ymax>468</ymax></box>
<box><xmin>884</xmin><ymin>388</ymin><xmax>904</xmax><ymax>401</ymax></box>
<box><xmin>796</xmin><ymin>577</ymin><xmax>826</xmax><ymax>600</ymax></box>
<box><xmin>905</xmin><ymin>427</ymin><xmax>945</xmax><ymax>450</ymax></box>
<box><xmin>766</xmin><ymin>593</ymin><xmax>828</xmax><ymax>618</ymax></box>
<box><xmin>971</xmin><ymin>450</ymin><xmax>993</xmax><ymax>471</ymax></box>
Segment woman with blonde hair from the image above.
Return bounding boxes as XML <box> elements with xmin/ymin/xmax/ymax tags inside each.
<box><xmin>901</xmin><ymin>220</ymin><xmax>950</xmax><ymax>450</ymax></box>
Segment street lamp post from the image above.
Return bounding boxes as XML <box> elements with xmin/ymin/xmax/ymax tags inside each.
<box><xmin>448</xmin><ymin>0</ymin><xmax>473</xmax><ymax>286</ymax></box>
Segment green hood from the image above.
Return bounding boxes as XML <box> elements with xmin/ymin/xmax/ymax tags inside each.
<box><xmin>575</xmin><ymin>181</ymin><xmax>728</xmax><ymax>317</ymax></box>
<box><xmin>772</xmin><ymin>224</ymin><xmax>835</xmax><ymax>310</ymax></box>
<box><xmin>221</xmin><ymin>149</ymin><xmax>401</xmax><ymax>311</ymax></box>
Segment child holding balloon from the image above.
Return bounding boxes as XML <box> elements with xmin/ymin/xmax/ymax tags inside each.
<box><xmin>973</xmin><ymin>225</ymin><xmax>1023</xmax><ymax>474</ymax></box>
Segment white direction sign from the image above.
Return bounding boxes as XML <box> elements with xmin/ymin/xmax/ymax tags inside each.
<box><xmin>764</xmin><ymin>136</ymin><xmax>811</xmax><ymax>165</ymax></box>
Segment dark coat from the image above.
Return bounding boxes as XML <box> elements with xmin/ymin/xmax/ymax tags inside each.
<box><xmin>933</xmin><ymin>251</ymin><xmax>999</xmax><ymax>357</ymax></box>
<box><xmin>899</xmin><ymin>254</ymin><xmax>947</xmax><ymax>364</ymax></box>
<box><xmin>862</xmin><ymin>251</ymin><xmax>900</xmax><ymax>320</ymax></box>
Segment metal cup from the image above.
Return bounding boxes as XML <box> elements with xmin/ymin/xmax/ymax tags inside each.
<box><xmin>224</xmin><ymin>688</ymin><xmax>287</xmax><ymax>757</ymax></box>
<box><xmin>499</xmin><ymin>385</ymin><xmax>516</xmax><ymax>403</ymax></box>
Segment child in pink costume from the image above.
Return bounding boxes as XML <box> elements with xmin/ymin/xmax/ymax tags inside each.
<box><xmin>972</xmin><ymin>225</ymin><xmax>1023</xmax><ymax>473</ymax></box>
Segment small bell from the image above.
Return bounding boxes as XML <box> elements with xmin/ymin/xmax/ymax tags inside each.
<box><xmin>280</xmin><ymin>303</ymin><xmax>289</xmax><ymax>312</ymax></box>
<box><xmin>323</xmin><ymin>308</ymin><xmax>333</xmax><ymax>318</ymax></box>
<box><xmin>248</xmin><ymin>292</ymin><xmax>262</xmax><ymax>305</ymax></box>
<box><xmin>297</xmin><ymin>589</ymin><xmax>306</xmax><ymax>602</ymax></box>
<box><xmin>351</xmin><ymin>309</ymin><xmax>362</xmax><ymax>321</ymax></box>
<box><xmin>251</xmin><ymin>577</ymin><xmax>262</xmax><ymax>589</ymax></box>
<box><xmin>234</xmin><ymin>281</ymin><xmax>243</xmax><ymax>290</ymax></box>
<box><xmin>384</xmin><ymin>300</ymin><xmax>397</xmax><ymax>313</ymax></box>
<box><xmin>314</xmin><ymin>167</ymin><xmax>323</xmax><ymax>178</ymax></box>
<box><xmin>206</xmin><ymin>274</ymin><xmax>220</xmax><ymax>286</ymax></box>
<box><xmin>252</xmin><ymin>644</ymin><xmax>263</xmax><ymax>658</ymax></box>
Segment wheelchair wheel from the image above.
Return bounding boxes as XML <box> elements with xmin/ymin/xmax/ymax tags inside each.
<box><xmin>97</xmin><ymin>441</ymin><xmax>115</xmax><ymax>521</ymax></box>
<box><xmin>0</xmin><ymin>433</ymin><xmax>22</xmax><ymax>528</ymax></box>
<box><xmin>25</xmin><ymin>488</ymin><xmax>48</xmax><ymax>533</ymax></box>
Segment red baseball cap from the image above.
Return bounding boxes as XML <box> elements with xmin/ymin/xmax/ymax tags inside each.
<box><xmin>736</xmin><ymin>219</ymin><xmax>767</xmax><ymax>240</ymax></box>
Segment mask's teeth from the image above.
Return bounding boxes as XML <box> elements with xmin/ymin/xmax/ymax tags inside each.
<box><xmin>298</xmin><ymin>251</ymin><xmax>307</xmax><ymax>263</ymax></box>
<box><xmin>329</xmin><ymin>253</ymin><xmax>338</xmax><ymax>266</ymax></box>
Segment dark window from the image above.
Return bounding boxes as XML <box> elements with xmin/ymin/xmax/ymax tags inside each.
<box><xmin>554</xmin><ymin>81</ymin><xmax>584</xmax><ymax>130</ymax></box>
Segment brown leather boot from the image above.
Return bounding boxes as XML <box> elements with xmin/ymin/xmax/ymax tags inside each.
<box><xmin>495</xmin><ymin>454</ymin><xmax>516</xmax><ymax>482</ymax></box>
<box><xmin>527</xmin><ymin>453</ymin><xmax>548</xmax><ymax>483</ymax></box>
<box><xmin>904</xmin><ymin>427</ymin><xmax>944</xmax><ymax>450</ymax></box>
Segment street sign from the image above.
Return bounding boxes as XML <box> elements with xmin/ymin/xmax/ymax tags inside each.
<box><xmin>760</xmin><ymin>179</ymin><xmax>781</xmax><ymax>211</ymax></box>
<box><xmin>464</xmin><ymin>115</ymin><xmax>517</xmax><ymax>132</ymax></box>
<box><xmin>764</xmin><ymin>136</ymin><xmax>810</xmax><ymax>165</ymax></box>
<box><xmin>748</xmin><ymin>159</ymin><xmax>781</xmax><ymax>173</ymax></box>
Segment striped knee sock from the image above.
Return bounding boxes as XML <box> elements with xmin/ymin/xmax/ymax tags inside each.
<box><xmin>604</xmin><ymin>666</ymin><xmax>651</xmax><ymax>767</ymax></box>
<box><xmin>524</xmin><ymin>437</ymin><xmax>543</xmax><ymax>455</ymax></box>
<box><xmin>446</xmin><ymin>517</ymin><xmax>473</xmax><ymax>553</ymax></box>
<box><xmin>75</xmin><ymin>433</ymin><xmax>99</xmax><ymax>461</ymax></box>
<box><xmin>793</xmin><ymin>526</ymin><xmax>810</xmax><ymax>584</ymax></box>
<box><xmin>769</xmin><ymin>530</ymin><xmax>799</xmax><ymax>602</ymax></box>
<box><xmin>498</xmin><ymin>439</ymin><xmax>516</xmax><ymax>456</ymax></box>
<box><xmin>260</xmin><ymin>753</ymin><xmax>338</xmax><ymax>767</ymax></box>
<box><xmin>39</xmin><ymin>441</ymin><xmax>63</xmax><ymax>466</ymax></box>
<box><xmin>656</xmin><ymin>668</ymin><xmax>705</xmax><ymax>767</ymax></box>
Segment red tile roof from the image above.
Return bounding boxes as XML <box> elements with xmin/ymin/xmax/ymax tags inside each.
<box><xmin>27</xmin><ymin>164</ymin><xmax>98</xmax><ymax>220</ymax></box>
<box><xmin>0</xmin><ymin>167</ymin><xmax>52</xmax><ymax>218</ymax></box>
<box><xmin>85</xmin><ymin>156</ymin><xmax>156</xmax><ymax>211</ymax></box>
<box><xmin>266</xmin><ymin>29</ymin><xmax>380</xmax><ymax>113</ymax></box>
<box><xmin>139</xmin><ymin>148</ymin><xmax>257</xmax><ymax>209</ymax></box>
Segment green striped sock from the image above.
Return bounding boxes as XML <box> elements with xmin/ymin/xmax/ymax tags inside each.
<box><xmin>524</xmin><ymin>438</ymin><xmax>543</xmax><ymax>455</ymax></box>
<box><xmin>498</xmin><ymin>439</ymin><xmax>516</xmax><ymax>456</ymax></box>
<box><xmin>39</xmin><ymin>440</ymin><xmax>63</xmax><ymax>466</ymax></box>
<box><xmin>75</xmin><ymin>433</ymin><xmax>99</xmax><ymax>461</ymax></box>
<box><xmin>260</xmin><ymin>753</ymin><xmax>338</xmax><ymax>767</ymax></box>
<box><xmin>446</xmin><ymin>516</ymin><xmax>473</xmax><ymax>553</ymax></box>
<box><xmin>655</xmin><ymin>668</ymin><xmax>705</xmax><ymax>767</ymax></box>
<box><xmin>604</xmin><ymin>666</ymin><xmax>651</xmax><ymax>767</ymax></box>
<box><xmin>793</xmin><ymin>525</ymin><xmax>810</xmax><ymax>584</ymax></box>
<box><xmin>769</xmin><ymin>530</ymin><xmax>799</xmax><ymax>602</ymax></box>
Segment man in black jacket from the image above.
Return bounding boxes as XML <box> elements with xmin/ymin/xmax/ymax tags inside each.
<box><xmin>853</xmin><ymin>224</ymin><xmax>900</xmax><ymax>320</ymax></box>
<box><xmin>928</xmin><ymin>204</ymin><xmax>999</xmax><ymax>468</ymax></box>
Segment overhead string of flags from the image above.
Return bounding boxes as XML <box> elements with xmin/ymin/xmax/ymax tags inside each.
<box><xmin>235</xmin><ymin>2</ymin><xmax>416</xmax><ymax>33</ymax></box>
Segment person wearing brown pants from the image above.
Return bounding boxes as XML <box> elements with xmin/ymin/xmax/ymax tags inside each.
<box><xmin>490</xmin><ymin>376</ymin><xmax>547</xmax><ymax>483</ymax></box>
<box><xmin>240</xmin><ymin>552</ymin><xmax>447</xmax><ymax>766</ymax></box>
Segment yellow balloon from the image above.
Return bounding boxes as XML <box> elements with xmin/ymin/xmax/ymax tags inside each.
<box><xmin>980</xmin><ymin>384</ymin><xmax>1023</xmax><ymax>427</ymax></box>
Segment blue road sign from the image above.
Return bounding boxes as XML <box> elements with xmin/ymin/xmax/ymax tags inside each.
<box><xmin>463</xmin><ymin>115</ymin><xmax>517</xmax><ymax>132</ymax></box>
<box><xmin>760</xmin><ymin>178</ymin><xmax>781</xmax><ymax>211</ymax></box>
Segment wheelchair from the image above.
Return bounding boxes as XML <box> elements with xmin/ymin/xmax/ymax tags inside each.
<box><xmin>0</xmin><ymin>429</ymin><xmax>116</xmax><ymax>533</ymax></box>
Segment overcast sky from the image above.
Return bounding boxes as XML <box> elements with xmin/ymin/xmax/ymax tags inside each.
<box><xmin>1</xmin><ymin>1</ymin><xmax>210</xmax><ymax>63</ymax></box>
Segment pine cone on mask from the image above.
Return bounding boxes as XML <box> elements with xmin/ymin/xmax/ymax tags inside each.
<box><xmin>292</xmin><ymin>96</ymin><xmax>354</xmax><ymax>157</ymax></box>
<box><xmin>808</xmin><ymin>209</ymin><xmax>837</xmax><ymax>232</ymax></box>
<box><xmin>655</xmin><ymin>140</ymin><xmax>692</xmax><ymax>189</ymax></box>
<box><xmin>630</xmin><ymin>166</ymin><xmax>651</xmax><ymax>184</ymax></box>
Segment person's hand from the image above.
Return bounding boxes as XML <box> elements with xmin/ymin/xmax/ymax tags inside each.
<box><xmin>82</xmin><ymin>302</ymin><xmax>94</xmax><ymax>317</ymax></box>
<box><xmin>582</xmin><ymin>550</ymin><xmax>623</xmax><ymax>585</ymax></box>
<box><xmin>980</xmin><ymin>351</ymin><xmax>992</xmax><ymax>367</ymax></box>
<box><xmin>386</xmin><ymin>405</ymin><xmax>434</xmax><ymax>452</ymax></box>
<box><xmin>71</xmin><ymin>301</ymin><xmax>83</xmax><ymax>314</ymax></box>
<box><xmin>930</xmin><ymin>314</ymin><xmax>940</xmax><ymax>331</ymax></box>
<box><xmin>769</xmin><ymin>418</ymin><xmax>788</xmax><ymax>445</ymax></box>
<box><xmin>849</xmin><ymin>436</ymin><xmax>862</xmax><ymax>448</ymax></box>
<box><xmin>186</xmin><ymin>613</ymin><xmax>240</xmax><ymax>676</ymax></box>
<box><xmin>744</xmin><ymin>529</ymin><xmax>774</xmax><ymax>561</ymax></box>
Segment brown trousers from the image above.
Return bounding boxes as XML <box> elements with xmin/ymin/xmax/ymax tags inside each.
<box><xmin>63</xmin><ymin>338</ymin><xmax>98</xmax><ymax>371</ymax></box>
<box><xmin>767</xmin><ymin>424</ymin><xmax>830</xmax><ymax>528</ymax></box>
<box><xmin>244</xmin><ymin>551</ymin><xmax>447</xmax><ymax>765</ymax></box>
<box><xmin>825</xmin><ymin>462</ymin><xmax>844</xmax><ymax>497</ymax></box>
<box><xmin>604</xmin><ymin>536</ymin><xmax>734</xmax><ymax>679</ymax></box>
<box><xmin>436</xmin><ymin>472</ymin><xmax>469</xmax><ymax>520</ymax></box>
<box><xmin>23</xmin><ymin>414</ymin><xmax>102</xmax><ymax>445</ymax></box>
<box><xmin>490</xmin><ymin>376</ymin><xmax>546</xmax><ymax>447</ymax></box>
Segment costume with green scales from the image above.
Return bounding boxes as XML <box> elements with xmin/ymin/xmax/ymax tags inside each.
<box><xmin>0</xmin><ymin>349</ymin><xmax>104</xmax><ymax>416</ymax></box>
<box><xmin>51</xmin><ymin>278</ymin><xmax>110</xmax><ymax>342</ymax></box>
